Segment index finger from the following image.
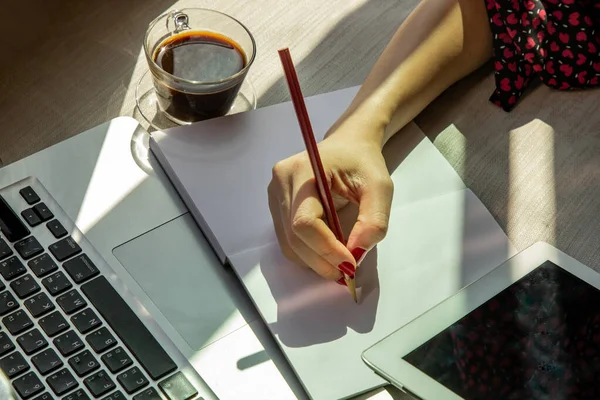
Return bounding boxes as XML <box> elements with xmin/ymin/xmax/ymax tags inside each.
<box><xmin>290</xmin><ymin>179</ymin><xmax>356</xmax><ymax>270</ymax></box>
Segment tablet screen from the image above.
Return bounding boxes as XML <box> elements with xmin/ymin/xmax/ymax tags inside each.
<box><xmin>403</xmin><ymin>261</ymin><xmax>600</xmax><ymax>399</ymax></box>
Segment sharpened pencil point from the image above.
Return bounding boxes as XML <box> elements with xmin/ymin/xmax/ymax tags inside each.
<box><xmin>346</xmin><ymin>276</ymin><xmax>357</xmax><ymax>303</ymax></box>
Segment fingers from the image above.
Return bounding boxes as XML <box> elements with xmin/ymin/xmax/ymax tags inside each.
<box><xmin>290</xmin><ymin>181</ymin><xmax>356</xmax><ymax>272</ymax></box>
<box><xmin>269</xmin><ymin>161</ymin><xmax>354</xmax><ymax>280</ymax></box>
<box><xmin>269</xmin><ymin>161</ymin><xmax>393</xmax><ymax>277</ymax></box>
<box><xmin>286</xmin><ymin>233</ymin><xmax>344</xmax><ymax>280</ymax></box>
<box><xmin>346</xmin><ymin>174</ymin><xmax>394</xmax><ymax>261</ymax></box>
<box><xmin>271</xmin><ymin>198</ymin><xmax>344</xmax><ymax>280</ymax></box>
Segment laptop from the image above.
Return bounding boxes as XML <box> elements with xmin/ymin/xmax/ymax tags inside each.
<box><xmin>0</xmin><ymin>117</ymin><xmax>308</xmax><ymax>400</ymax></box>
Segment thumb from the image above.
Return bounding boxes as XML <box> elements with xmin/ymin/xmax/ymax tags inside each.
<box><xmin>346</xmin><ymin>176</ymin><xmax>393</xmax><ymax>264</ymax></box>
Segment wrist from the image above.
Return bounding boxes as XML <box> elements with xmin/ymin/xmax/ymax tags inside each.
<box><xmin>325</xmin><ymin>104</ymin><xmax>391</xmax><ymax>150</ymax></box>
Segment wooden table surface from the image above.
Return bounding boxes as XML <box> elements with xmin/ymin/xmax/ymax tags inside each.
<box><xmin>2</xmin><ymin>0</ymin><xmax>600</xmax><ymax>398</ymax></box>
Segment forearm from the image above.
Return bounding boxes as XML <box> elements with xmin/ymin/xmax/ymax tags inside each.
<box><xmin>332</xmin><ymin>0</ymin><xmax>493</xmax><ymax>147</ymax></box>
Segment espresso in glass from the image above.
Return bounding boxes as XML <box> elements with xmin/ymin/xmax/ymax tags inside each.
<box><xmin>144</xmin><ymin>9</ymin><xmax>256</xmax><ymax>124</ymax></box>
<box><xmin>152</xmin><ymin>31</ymin><xmax>247</xmax><ymax>122</ymax></box>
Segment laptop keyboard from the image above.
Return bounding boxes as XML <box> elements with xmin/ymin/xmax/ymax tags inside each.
<box><xmin>0</xmin><ymin>180</ymin><xmax>208</xmax><ymax>400</ymax></box>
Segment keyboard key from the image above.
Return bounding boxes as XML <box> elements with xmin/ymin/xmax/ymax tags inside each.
<box><xmin>0</xmin><ymin>256</ymin><xmax>26</xmax><ymax>280</ymax></box>
<box><xmin>22</xmin><ymin>208</ymin><xmax>42</xmax><ymax>227</ymax></box>
<box><xmin>101</xmin><ymin>391</ymin><xmax>126</xmax><ymax>400</ymax></box>
<box><xmin>28</xmin><ymin>254</ymin><xmax>58</xmax><ymax>278</ymax></box>
<box><xmin>64</xmin><ymin>255</ymin><xmax>99</xmax><ymax>284</ymax></box>
<box><xmin>57</xmin><ymin>290</ymin><xmax>87</xmax><ymax>315</ymax></box>
<box><xmin>85</xmin><ymin>370</ymin><xmax>116</xmax><ymax>397</ymax></box>
<box><xmin>42</xmin><ymin>272</ymin><xmax>72</xmax><ymax>296</ymax></box>
<box><xmin>0</xmin><ymin>331</ymin><xmax>15</xmax><ymax>356</ymax></box>
<box><xmin>0</xmin><ymin>351</ymin><xmax>30</xmax><ymax>378</ymax></box>
<box><xmin>11</xmin><ymin>274</ymin><xmax>41</xmax><ymax>299</ymax></box>
<box><xmin>0</xmin><ymin>290</ymin><xmax>19</xmax><ymax>316</ymax></box>
<box><xmin>17</xmin><ymin>329</ymin><xmax>48</xmax><ymax>355</ymax></box>
<box><xmin>159</xmin><ymin>372</ymin><xmax>197</xmax><ymax>400</ymax></box>
<box><xmin>54</xmin><ymin>330</ymin><xmax>84</xmax><ymax>356</ymax></box>
<box><xmin>47</xmin><ymin>219</ymin><xmax>68</xmax><ymax>239</ymax></box>
<box><xmin>47</xmin><ymin>368</ymin><xmax>78</xmax><ymax>396</ymax></box>
<box><xmin>86</xmin><ymin>327</ymin><xmax>116</xmax><ymax>353</ymax></box>
<box><xmin>39</xmin><ymin>311</ymin><xmax>69</xmax><ymax>337</ymax></box>
<box><xmin>118</xmin><ymin>367</ymin><xmax>148</xmax><ymax>394</ymax></box>
<box><xmin>13</xmin><ymin>370</ymin><xmax>44</xmax><ymax>399</ymax></box>
<box><xmin>3</xmin><ymin>309</ymin><xmax>34</xmax><ymax>335</ymax></box>
<box><xmin>72</xmin><ymin>308</ymin><xmax>101</xmax><ymax>334</ymax></box>
<box><xmin>12</xmin><ymin>370</ymin><xmax>44</xmax><ymax>399</ymax></box>
<box><xmin>25</xmin><ymin>292</ymin><xmax>55</xmax><ymax>318</ymax></box>
<box><xmin>49</xmin><ymin>237</ymin><xmax>81</xmax><ymax>262</ymax></box>
<box><xmin>134</xmin><ymin>387</ymin><xmax>162</xmax><ymax>400</ymax></box>
<box><xmin>19</xmin><ymin>187</ymin><xmax>40</xmax><ymax>205</ymax></box>
<box><xmin>63</xmin><ymin>388</ymin><xmax>90</xmax><ymax>400</ymax></box>
<box><xmin>33</xmin><ymin>203</ymin><xmax>53</xmax><ymax>222</ymax></box>
<box><xmin>32</xmin><ymin>392</ymin><xmax>52</xmax><ymax>400</ymax></box>
<box><xmin>0</xmin><ymin>195</ymin><xmax>30</xmax><ymax>242</ymax></box>
<box><xmin>0</xmin><ymin>238</ymin><xmax>13</xmax><ymax>261</ymax></box>
<box><xmin>83</xmin><ymin>277</ymin><xmax>177</xmax><ymax>380</ymax></box>
<box><xmin>14</xmin><ymin>236</ymin><xmax>44</xmax><ymax>260</ymax></box>
<box><xmin>69</xmin><ymin>350</ymin><xmax>100</xmax><ymax>377</ymax></box>
<box><xmin>32</xmin><ymin>348</ymin><xmax>63</xmax><ymax>375</ymax></box>
<box><xmin>101</xmin><ymin>347</ymin><xmax>133</xmax><ymax>373</ymax></box>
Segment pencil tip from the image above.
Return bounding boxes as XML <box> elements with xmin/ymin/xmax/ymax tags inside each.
<box><xmin>345</xmin><ymin>276</ymin><xmax>358</xmax><ymax>303</ymax></box>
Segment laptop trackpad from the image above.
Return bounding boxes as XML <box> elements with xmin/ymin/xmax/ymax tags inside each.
<box><xmin>112</xmin><ymin>214</ymin><xmax>256</xmax><ymax>351</ymax></box>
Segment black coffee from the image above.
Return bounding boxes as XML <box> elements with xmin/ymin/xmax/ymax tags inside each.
<box><xmin>153</xmin><ymin>31</ymin><xmax>247</xmax><ymax>122</ymax></box>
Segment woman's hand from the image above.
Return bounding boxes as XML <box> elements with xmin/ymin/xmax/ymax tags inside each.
<box><xmin>268</xmin><ymin>118</ymin><xmax>393</xmax><ymax>281</ymax></box>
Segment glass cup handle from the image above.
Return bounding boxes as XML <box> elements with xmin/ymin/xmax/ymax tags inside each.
<box><xmin>167</xmin><ymin>10</ymin><xmax>190</xmax><ymax>33</ymax></box>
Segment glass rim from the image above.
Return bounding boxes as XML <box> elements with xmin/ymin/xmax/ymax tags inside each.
<box><xmin>143</xmin><ymin>7</ymin><xmax>256</xmax><ymax>86</ymax></box>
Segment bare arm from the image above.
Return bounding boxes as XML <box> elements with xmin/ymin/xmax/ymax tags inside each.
<box><xmin>268</xmin><ymin>0</ymin><xmax>495</xmax><ymax>278</ymax></box>
<box><xmin>328</xmin><ymin>0</ymin><xmax>493</xmax><ymax>146</ymax></box>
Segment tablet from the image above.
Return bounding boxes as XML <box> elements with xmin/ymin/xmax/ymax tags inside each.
<box><xmin>362</xmin><ymin>242</ymin><xmax>600</xmax><ymax>399</ymax></box>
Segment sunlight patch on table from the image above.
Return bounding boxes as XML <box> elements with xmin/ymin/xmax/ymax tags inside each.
<box><xmin>507</xmin><ymin>119</ymin><xmax>556</xmax><ymax>261</ymax></box>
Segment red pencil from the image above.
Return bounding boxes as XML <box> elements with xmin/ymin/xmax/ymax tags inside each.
<box><xmin>278</xmin><ymin>47</ymin><xmax>357</xmax><ymax>302</ymax></box>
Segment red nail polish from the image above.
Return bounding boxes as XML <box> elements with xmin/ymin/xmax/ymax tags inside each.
<box><xmin>337</xmin><ymin>262</ymin><xmax>355</xmax><ymax>278</ymax></box>
<box><xmin>351</xmin><ymin>247</ymin><xmax>368</xmax><ymax>264</ymax></box>
<box><xmin>336</xmin><ymin>277</ymin><xmax>347</xmax><ymax>286</ymax></box>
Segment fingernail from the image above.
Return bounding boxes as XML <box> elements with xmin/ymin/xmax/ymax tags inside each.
<box><xmin>336</xmin><ymin>277</ymin><xmax>347</xmax><ymax>286</ymax></box>
<box><xmin>337</xmin><ymin>262</ymin><xmax>356</xmax><ymax>278</ymax></box>
<box><xmin>351</xmin><ymin>247</ymin><xmax>368</xmax><ymax>265</ymax></box>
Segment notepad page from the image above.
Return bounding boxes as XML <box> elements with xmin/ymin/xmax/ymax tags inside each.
<box><xmin>150</xmin><ymin>86</ymin><xmax>469</xmax><ymax>263</ymax></box>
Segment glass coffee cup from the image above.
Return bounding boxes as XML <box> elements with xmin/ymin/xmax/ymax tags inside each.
<box><xmin>144</xmin><ymin>8</ymin><xmax>256</xmax><ymax>124</ymax></box>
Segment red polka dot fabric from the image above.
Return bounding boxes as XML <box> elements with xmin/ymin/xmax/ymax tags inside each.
<box><xmin>484</xmin><ymin>0</ymin><xmax>600</xmax><ymax>111</ymax></box>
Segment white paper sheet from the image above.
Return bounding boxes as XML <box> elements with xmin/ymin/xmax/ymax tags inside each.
<box><xmin>150</xmin><ymin>87</ymin><xmax>469</xmax><ymax>263</ymax></box>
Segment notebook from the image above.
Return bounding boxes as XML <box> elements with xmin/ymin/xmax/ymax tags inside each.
<box><xmin>150</xmin><ymin>86</ymin><xmax>516</xmax><ymax>399</ymax></box>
